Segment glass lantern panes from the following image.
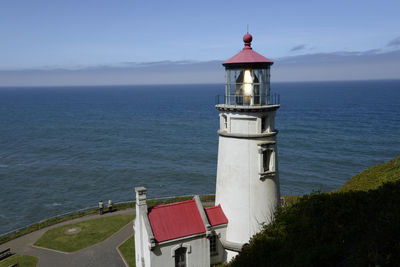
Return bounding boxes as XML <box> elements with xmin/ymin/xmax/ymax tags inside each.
<box><xmin>225</xmin><ymin>68</ymin><xmax>270</xmax><ymax>106</ymax></box>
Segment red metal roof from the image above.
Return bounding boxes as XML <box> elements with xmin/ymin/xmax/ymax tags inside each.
<box><xmin>148</xmin><ymin>200</ymin><xmax>206</xmax><ymax>242</ymax></box>
<box><xmin>223</xmin><ymin>33</ymin><xmax>273</xmax><ymax>67</ymax></box>
<box><xmin>205</xmin><ymin>205</ymin><xmax>228</xmax><ymax>226</ymax></box>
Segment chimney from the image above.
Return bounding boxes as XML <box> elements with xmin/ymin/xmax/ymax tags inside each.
<box><xmin>135</xmin><ymin>187</ymin><xmax>147</xmax><ymax>206</ymax></box>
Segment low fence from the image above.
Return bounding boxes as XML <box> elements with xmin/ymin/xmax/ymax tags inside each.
<box><xmin>0</xmin><ymin>193</ymin><xmax>213</xmax><ymax>240</ymax></box>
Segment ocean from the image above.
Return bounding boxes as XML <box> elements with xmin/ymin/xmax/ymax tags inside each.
<box><xmin>0</xmin><ymin>80</ymin><xmax>399</xmax><ymax>235</ymax></box>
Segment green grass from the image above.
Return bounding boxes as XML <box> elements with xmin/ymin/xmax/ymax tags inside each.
<box><xmin>34</xmin><ymin>214</ymin><xmax>134</xmax><ymax>252</ymax></box>
<box><xmin>0</xmin><ymin>208</ymin><xmax>99</xmax><ymax>245</ymax></box>
<box><xmin>0</xmin><ymin>254</ymin><xmax>38</xmax><ymax>267</ymax></box>
<box><xmin>337</xmin><ymin>156</ymin><xmax>400</xmax><ymax>193</ymax></box>
<box><xmin>1</xmin><ymin>194</ymin><xmax>214</xmax><ymax>246</ymax></box>
<box><xmin>119</xmin><ymin>235</ymin><xmax>135</xmax><ymax>267</ymax></box>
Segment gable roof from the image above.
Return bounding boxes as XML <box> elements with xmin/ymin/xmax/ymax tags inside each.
<box><xmin>148</xmin><ymin>199</ymin><xmax>206</xmax><ymax>242</ymax></box>
<box><xmin>205</xmin><ymin>205</ymin><xmax>228</xmax><ymax>226</ymax></box>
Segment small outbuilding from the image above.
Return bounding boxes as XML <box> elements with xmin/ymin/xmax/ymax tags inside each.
<box><xmin>134</xmin><ymin>187</ymin><xmax>228</xmax><ymax>267</ymax></box>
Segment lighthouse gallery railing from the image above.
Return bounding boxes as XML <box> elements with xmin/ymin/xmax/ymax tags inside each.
<box><xmin>215</xmin><ymin>92</ymin><xmax>280</xmax><ymax>106</ymax></box>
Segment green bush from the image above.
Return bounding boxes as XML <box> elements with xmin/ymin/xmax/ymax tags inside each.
<box><xmin>229</xmin><ymin>182</ymin><xmax>400</xmax><ymax>266</ymax></box>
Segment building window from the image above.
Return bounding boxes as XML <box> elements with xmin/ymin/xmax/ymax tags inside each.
<box><xmin>210</xmin><ymin>235</ymin><xmax>217</xmax><ymax>255</ymax></box>
<box><xmin>221</xmin><ymin>115</ymin><xmax>228</xmax><ymax>131</ymax></box>
<box><xmin>175</xmin><ymin>247</ymin><xmax>187</xmax><ymax>267</ymax></box>
<box><xmin>263</xmin><ymin>149</ymin><xmax>271</xmax><ymax>172</ymax></box>
<box><xmin>260</xmin><ymin>145</ymin><xmax>275</xmax><ymax>173</ymax></box>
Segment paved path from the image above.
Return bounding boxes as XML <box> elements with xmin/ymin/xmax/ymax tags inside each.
<box><xmin>0</xmin><ymin>201</ymin><xmax>214</xmax><ymax>266</ymax></box>
<box><xmin>0</xmin><ymin>208</ymin><xmax>135</xmax><ymax>267</ymax></box>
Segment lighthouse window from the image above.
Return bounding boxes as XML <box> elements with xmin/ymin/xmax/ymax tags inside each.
<box><xmin>263</xmin><ymin>149</ymin><xmax>271</xmax><ymax>171</ymax></box>
<box><xmin>261</xmin><ymin>116</ymin><xmax>268</xmax><ymax>133</ymax></box>
<box><xmin>221</xmin><ymin>115</ymin><xmax>228</xmax><ymax>131</ymax></box>
<box><xmin>260</xmin><ymin>145</ymin><xmax>275</xmax><ymax>173</ymax></box>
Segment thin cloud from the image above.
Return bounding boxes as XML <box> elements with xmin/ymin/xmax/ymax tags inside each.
<box><xmin>387</xmin><ymin>37</ymin><xmax>400</xmax><ymax>47</ymax></box>
<box><xmin>1</xmin><ymin>50</ymin><xmax>400</xmax><ymax>86</ymax></box>
<box><xmin>290</xmin><ymin>44</ymin><xmax>306</xmax><ymax>52</ymax></box>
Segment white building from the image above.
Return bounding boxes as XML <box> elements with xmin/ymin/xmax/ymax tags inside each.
<box><xmin>134</xmin><ymin>187</ymin><xmax>228</xmax><ymax>267</ymax></box>
<box><xmin>134</xmin><ymin>33</ymin><xmax>280</xmax><ymax>266</ymax></box>
<box><xmin>215</xmin><ymin>32</ymin><xmax>280</xmax><ymax>261</ymax></box>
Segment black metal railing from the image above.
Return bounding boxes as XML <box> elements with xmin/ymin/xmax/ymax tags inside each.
<box><xmin>215</xmin><ymin>92</ymin><xmax>280</xmax><ymax>106</ymax></box>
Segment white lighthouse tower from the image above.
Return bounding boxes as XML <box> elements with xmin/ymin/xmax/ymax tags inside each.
<box><xmin>215</xmin><ymin>33</ymin><xmax>280</xmax><ymax>260</ymax></box>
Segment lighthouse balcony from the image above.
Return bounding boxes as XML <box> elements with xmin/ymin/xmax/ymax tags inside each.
<box><xmin>215</xmin><ymin>93</ymin><xmax>280</xmax><ymax>110</ymax></box>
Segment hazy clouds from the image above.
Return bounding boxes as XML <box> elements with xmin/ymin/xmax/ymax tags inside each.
<box><xmin>387</xmin><ymin>37</ymin><xmax>400</xmax><ymax>47</ymax></box>
<box><xmin>1</xmin><ymin>50</ymin><xmax>399</xmax><ymax>86</ymax></box>
<box><xmin>290</xmin><ymin>45</ymin><xmax>306</xmax><ymax>52</ymax></box>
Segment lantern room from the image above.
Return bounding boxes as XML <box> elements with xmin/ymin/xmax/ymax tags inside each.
<box><xmin>222</xmin><ymin>33</ymin><xmax>274</xmax><ymax>106</ymax></box>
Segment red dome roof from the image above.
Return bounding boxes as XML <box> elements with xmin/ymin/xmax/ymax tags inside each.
<box><xmin>223</xmin><ymin>33</ymin><xmax>273</xmax><ymax>68</ymax></box>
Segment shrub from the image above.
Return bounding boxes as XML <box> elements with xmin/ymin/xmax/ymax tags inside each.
<box><xmin>229</xmin><ymin>182</ymin><xmax>400</xmax><ymax>267</ymax></box>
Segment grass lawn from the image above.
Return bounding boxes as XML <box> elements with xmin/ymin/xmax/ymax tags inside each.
<box><xmin>35</xmin><ymin>214</ymin><xmax>134</xmax><ymax>252</ymax></box>
<box><xmin>119</xmin><ymin>235</ymin><xmax>135</xmax><ymax>267</ymax></box>
<box><xmin>0</xmin><ymin>254</ymin><xmax>38</xmax><ymax>267</ymax></box>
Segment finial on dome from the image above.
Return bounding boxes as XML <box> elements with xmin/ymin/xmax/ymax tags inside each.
<box><xmin>243</xmin><ymin>33</ymin><xmax>253</xmax><ymax>48</ymax></box>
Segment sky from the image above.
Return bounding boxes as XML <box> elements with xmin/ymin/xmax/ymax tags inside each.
<box><xmin>1</xmin><ymin>0</ymin><xmax>400</xmax><ymax>85</ymax></box>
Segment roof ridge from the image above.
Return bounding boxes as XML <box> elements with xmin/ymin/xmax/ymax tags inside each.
<box><xmin>150</xmin><ymin>199</ymin><xmax>195</xmax><ymax>209</ymax></box>
<box><xmin>204</xmin><ymin>204</ymin><xmax>221</xmax><ymax>210</ymax></box>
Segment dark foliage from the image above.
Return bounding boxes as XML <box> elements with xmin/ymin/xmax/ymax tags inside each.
<box><xmin>229</xmin><ymin>182</ymin><xmax>400</xmax><ymax>267</ymax></box>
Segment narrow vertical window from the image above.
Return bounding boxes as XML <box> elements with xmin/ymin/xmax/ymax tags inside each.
<box><xmin>263</xmin><ymin>149</ymin><xmax>271</xmax><ymax>172</ymax></box>
<box><xmin>260</xmin><ymin>145</ymin><xmax>275</xmax><ymax>174</ymax></box>
<box><xmin>261</xmin><ymin>116</ymin><xmax>268</xmax><ymax>133</ymax></box>
<box><xmin>175</xmin><ymin>247</ymin><xmax>186</xmax><ymax>267</ymax></box>
<box><xmin>221</xmin><ymin>115</ymin><xmax>227</xmax><ymax>131</ymax></box>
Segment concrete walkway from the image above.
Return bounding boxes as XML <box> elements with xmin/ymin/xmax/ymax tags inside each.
<box><xmin>0</xmin><ymin>208</ymin><xmax>135</xmax><ymax>267</ymax></box>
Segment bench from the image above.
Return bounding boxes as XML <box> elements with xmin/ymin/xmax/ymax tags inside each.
<box><xmin>0</xmin><ymin>248</ymin><xmax>12</xmax><ymax>261</ymax></box>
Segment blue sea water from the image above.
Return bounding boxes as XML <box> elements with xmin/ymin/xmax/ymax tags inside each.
<box><xmin>0</xmin><ymin>80</ymin><xmax>399</xmax><ymax>234</ymax></box>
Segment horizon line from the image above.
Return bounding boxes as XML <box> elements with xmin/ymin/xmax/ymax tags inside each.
<box><xmin>1</xmin><ymin>78</ymin><xmax>399</xmax><ymax>89</ymax></box>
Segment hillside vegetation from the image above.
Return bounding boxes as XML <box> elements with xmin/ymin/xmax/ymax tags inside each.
<box><xmin>229</xmin><ymin>156</ymin><xmax>400</xmax><ymax>267</ymax></box>
<box><xmin>337</xmin><ymin>156</ymin><xmax>400</xmax><ymax>192</ymax></box>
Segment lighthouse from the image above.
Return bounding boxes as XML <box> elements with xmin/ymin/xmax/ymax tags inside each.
<box><xmin>215</xmin><ymin>33</ymin><xmax>280</xmax><ymax>260</ymax></box>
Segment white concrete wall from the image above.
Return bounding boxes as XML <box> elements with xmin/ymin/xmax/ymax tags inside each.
<box><xmin>210</xmin><ymin>227</ymin><xmax>228</xmax><ymax>265</ymax></box>
<box><xmin>216</xmin><ymin>109</ymin><xmax>280</xmax><ymax>260</ymax></box>
<box><xmin>150</xmin><ymin>235</ymin><xmax>210</xmax><ymax>267</ymax></box>
<box><xmin>134</xmin><ymin>205</ymin><xmax>143</xmax><ymax>267</ymax></box>
<box><xmin>219</xmin><ymin>111</ymin><xmax>277</xmax><ymax>135</ymax></box>
<box><xmin>230</xmin><ymin>117</ymin><xmax>257</xmax><ymax>133</ymax></box>
<box><xmin>134</xmin><ymin>219</ymin><xmax>141</xmax><ymax>267</ymax></box>
<box><xmin>135</xmin><ymin>207</ymin><xmax>152</xmax><ymax>267</ymax></box>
